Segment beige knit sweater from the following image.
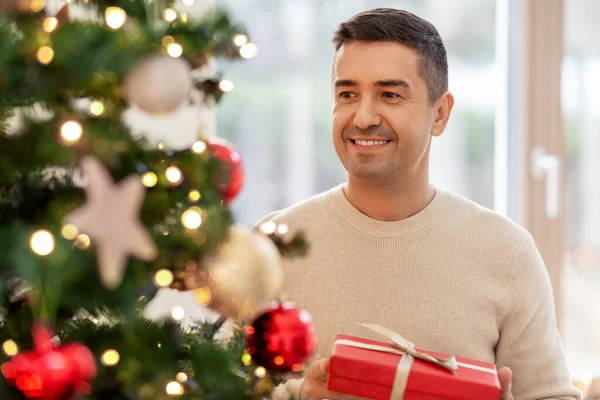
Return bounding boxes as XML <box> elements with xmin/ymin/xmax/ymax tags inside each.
<box><xmin>259</xmin><ymin>184</ymin><xmax>581</xmax><ymax>400</ymax></box>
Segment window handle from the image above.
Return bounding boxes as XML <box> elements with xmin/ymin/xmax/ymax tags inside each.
<box><xmin>530</xmin><ymin>146</ymin><xmax>561</xmax><ymax>219</ymax></box>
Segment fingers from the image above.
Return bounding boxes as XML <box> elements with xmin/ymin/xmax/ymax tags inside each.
<box><xmin>302</xmin><ymin>358</ymin><xmax>350</xmax><ymax>400</ymax></box>
<box><xmin>319</xmin><ymin>358</ymin><xmax>330</xmax><ymax>382</ymax></box>
<box><xmin>306</xmin><ymin>358</ymin><xmax>330</xmax><ymax>382</ymax></box>
<box><xmin>498</xmin><ymin>367</ymin><xmax>513</xmax><ymax>400</ymax></box>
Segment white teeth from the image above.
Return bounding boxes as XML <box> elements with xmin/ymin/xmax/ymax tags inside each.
<box><xmin>354</xmin><ymin>140</ymin><xmax>388</xmax><ymax>146</ymax></box>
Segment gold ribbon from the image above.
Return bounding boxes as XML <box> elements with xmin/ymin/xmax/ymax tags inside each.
<box><xmin>360</xmin><ymin>323</ymin><xmax>458</xmax><ymax>371</ymax></box>
<box><xmin>333</xmin><ymin>324</ymin><xmax>496</xmax><ymax>400</ymax></box>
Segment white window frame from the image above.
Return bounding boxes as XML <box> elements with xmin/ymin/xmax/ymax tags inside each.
<box><xmin>497</xmin><ymin>0</ymin><xmax>565</xmax><ymax>328</ymax></box>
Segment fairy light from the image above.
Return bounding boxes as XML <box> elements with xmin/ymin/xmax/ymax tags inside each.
<box><xmin>60</xmin><ymin>121</ymin><xmax>83</xmax><ymax>144</ymax></box>
<box><xmin>154</xmin><ymin>269</ymin><xmax>174</xmax><ymax>287</ymax></box>
<box><xmin>42</xmin><ymin>17</ymin><xmax>58</xmax><ymax>33</ymax></box>
<box><xmin>166</xmin><ymin>381</ymin><xmax>184</xmax><ymax>396</ymax></box>
<box><xmin>91</xmin><ymin>318</ymin><xmax>99</xmax><ymax>325</ymax></box>
<box><xmin>274</xmin><ymin>356</ymin><xmax>284</xmax><ymax>366</ymax></box>
<box><xmin>188</xmin><ymin>190</ymin><xmax>201</xmax><ymax>202</ymax></box>
<box><xmin>233</xmin><ymin>34</ymin><xmax>248</xmax><ymax>47</ymax></box>
<box><xmin>175</xmin><ymin>372</ymin><xmax>188</xmax><ymax>382</ymax></box>
<box><xmin>254</xmin><ymin>367</ymin><xmax>266</xmax><ymax>378</ymax></box>
<box><xmin>105</xmin><ymin>7</ymin><xmax>127</xmax><ymax>30</ymax></box>
<box><xmin>181</xmin><ymin>0</ymin><xmax>194</xmax><ymax>6</ymax></box>
<box><xmin>2</xmin><ymin>340</ymin><xmax>18</xmax><ymax>357</ymax></box>
<box><xmin>161</xmin><ymin>35</ymin><xmax>175</xmax><ymax>47</ymax></box>
<box><xmin>165</xmin><ymin>166</ymin><xmax>182</xmax><ymax>185</ymax></box>
<box><xmin>171</xmin><ymin>305</ymin><xmax>185</xmax><ymax>321</ymax></box>
<box><xmin>157</xmin><ymin>142</ymin><xmax>165</xmax><ymax>151</ymax></box>
<box><xmin>89</xmin><ymin>101</ymin><xmax>105</xmax><ymax>116</ymax></box>
<box><xmin>101</xmin><ymin>349</ymin><xmax>120</xmax><ymax>366</ymax></box>
<box><xmin>180</xmin><ymin>12</ymin><xmax>188</xmax><ymax>23</ymax></box>
<box><xmin>61</xmin><ymin>224</ymin><xmax>79</xmax><ymax>240</ymax></box>
<box><xmin>241</xmin><ymin>353</ymin><xmax>252</xmax><ymax>366</ymax></box>
<box><xmin>36</xmin><ymin>46</ymin><xmax>54</xmax><ymax>65</ymax></box>
<box><xmin>163</xmin><ymin>8</ymin><xmax>177</xmax><ymax>22</ymax></box>
<box><xmin>141</xmin><ymin>172</ymin><xmax>158</xmax><ymax>188</ymax></box>
<box><xmin>277</xmin><ymin>224</ymin><xmax>288</xmax><ymax>235</ymax></box>
<box><xmin>219</xmin><ymin>79</ymin><xmax>234</xmax><ymax>93</ymax></box>
<box><xmin>30</xmin><ymin>0</ymin><xmax>45</xmax><ymax>12</ymax></box>
<box><xmin>191</xmin><ymin>140</ymin><xmax>206</xmax><ymax>154</ymax></box>
<box><xmin>193</xmin><ymin>287</ymin><xmax>211</xmax><ymax>306</ymax></box>
<box><xmin>186</xmin><ymin>260</ymin><xmax>197</xmax><ymax>271</ymax></box>
<box><xmin>167</xmin><ymin>43</ymin><xmax>183</xmax><ymax>58</ymax></box>
<box><xmin>260</xmin><ymin>221</ymin><xmax>276</xmax><ymax>235</ymax></box>
<box><xmin>181</xmin><ymin>207</ymin><xmax>202</xmax><ymax>230</ymax></box>
<box><xmin>74</xmin><ymin>234</ymin><xmax>91</xmax><ymax>249</ymax></box>
<box><xmin>30</xmin><ymin>230</ymin><xmax>55</xmax><ymax>256</ymax></box>
<box><xmin>239</xmin><ymin>43</ymin><xmax>258</xmax><ymax>59</ymax></box>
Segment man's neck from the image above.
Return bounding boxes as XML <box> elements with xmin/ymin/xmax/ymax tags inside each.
<box><xmin>343</xmin><ymin>175</ymin><xmax>436</xmax><ymax>222</ymax></box>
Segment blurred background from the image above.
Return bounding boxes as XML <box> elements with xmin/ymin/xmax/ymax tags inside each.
<box><xmin>210</xmin><ymin>0</ymin><xmax>600</xmax><ymax>389</ymax></box>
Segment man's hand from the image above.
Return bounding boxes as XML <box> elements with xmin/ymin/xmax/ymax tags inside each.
<box><xmin>299</xmin><ymin>358</ymin><xmax>355</xmax><ymax>400</ymax></box>
<box><xmin>499</xmin><ymin>367</ymin><xmax>514</xmax><ymax>400</ymax></box>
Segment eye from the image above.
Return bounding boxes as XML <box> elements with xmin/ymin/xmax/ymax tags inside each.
<box><xmin>338</xmin><ymin>91</ymin><xmax>357</xmax><ymax>99</ymax></box>
<box><xmin>382</xmin><ymin>92</ymin><xmax>401</xmax><ymax>99</ymax></box>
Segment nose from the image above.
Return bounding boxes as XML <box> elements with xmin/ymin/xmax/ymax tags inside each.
<box><xmin>353</xmin><ymin>98</ymin><xmax>382</xmax><ymax>129</ymax></box>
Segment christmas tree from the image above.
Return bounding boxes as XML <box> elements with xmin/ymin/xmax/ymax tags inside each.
<box><xmin>0</xmin><ymin>0</ymin><xmax>313</xmax><ymax>398</ymax></box>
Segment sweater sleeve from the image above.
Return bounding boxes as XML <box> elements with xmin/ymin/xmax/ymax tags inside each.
<box><xmin>270</xmin><ymin>379</ymin><xmax>303</xmax><ymax>400</ymax></box>
<box><xmin>495</xmin><ymin>234</ymin><xmax>581</xmax><ymax>400</ymax></box>
<box><xmin>253</xmin><ymin>210</ymin><xmax>282</xmax><ymax>231</ymax></box>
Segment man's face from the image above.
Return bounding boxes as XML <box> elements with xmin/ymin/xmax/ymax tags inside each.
<box><xmin>332</xmin><ymin>41</ymin><xmax>441</xmax><ymax>184</ymax></box>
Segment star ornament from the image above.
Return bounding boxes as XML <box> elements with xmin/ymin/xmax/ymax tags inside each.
<box><xmin>63</xmin><ymin>156</ymin><xmax>158</xmax><ymax>290</ymax></box>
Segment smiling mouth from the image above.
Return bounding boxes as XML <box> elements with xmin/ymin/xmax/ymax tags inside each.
<box><xmin>350</xmin><ymin>139</ymin><xmax>391</xmax><ymax>147</ymax></box>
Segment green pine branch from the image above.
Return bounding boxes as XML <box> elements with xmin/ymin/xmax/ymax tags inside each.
<box><xmin>0</xmin><ymin>1</ymin><xmax>307</xmax><ymax>398</ymax></box>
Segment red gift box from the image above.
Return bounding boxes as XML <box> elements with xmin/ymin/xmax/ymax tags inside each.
<box><xmin>327</xmin><ymin>324</ymin><xmax>501</xmax><ymax>400</ymax></box>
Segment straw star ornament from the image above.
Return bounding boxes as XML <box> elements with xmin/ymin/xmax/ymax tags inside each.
<box><xmin>63</xmin><ymin>156</ymin><xmax>158</xmax><ymax>290</ymax></box>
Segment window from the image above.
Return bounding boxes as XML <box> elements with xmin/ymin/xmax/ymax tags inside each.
<box><xmin>561</xmin><ymin>0</ymin><xmax>600</xmax><ymax>379</ymax></box>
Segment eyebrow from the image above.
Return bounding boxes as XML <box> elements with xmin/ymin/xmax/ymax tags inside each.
<box><xmin>334</xmin><ymin>79</ymin><xmax>410</xmax><ymax>88</ymax></box>
<box><xmin>334</xmin><ymin>79</ymin><xmax>358</xmax><ymax>88</ymax></box>
<box><xmin>375</xmin><ymin>79</ymin><xmax>410</xmax><ymax>88</ymax></box>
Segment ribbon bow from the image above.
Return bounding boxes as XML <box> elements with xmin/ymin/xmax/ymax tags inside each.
<box><xmin>359</xmin><ymin>323</ymin><xmax>458</xmax><ymax>372</ymax></box>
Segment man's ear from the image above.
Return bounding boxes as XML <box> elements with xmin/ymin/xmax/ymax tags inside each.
<box><xmin>431</xmin><ymin>91</ymin><xmax>454</xmax><ymax>137</ymax></box>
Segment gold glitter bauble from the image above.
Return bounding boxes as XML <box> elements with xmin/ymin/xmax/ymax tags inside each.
<box><xmin>194</xmin><ymin>225</ymin><xmax>283</xmax><ymax>321</ymax></box>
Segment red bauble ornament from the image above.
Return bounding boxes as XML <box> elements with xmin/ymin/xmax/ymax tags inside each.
<box><xmin>1</xmin><ymin>324</ymin><xmax>96</xmax><ymax>399</ymax></box>
<box><xmin>246</xmin><ymin>302</ymin><xmax>316</xmax><ymax>373</ymax></box>
<box><xmin>205</xmin><ymin>137</ymin><xmax>244</xmax><ymax>203</ymax></box>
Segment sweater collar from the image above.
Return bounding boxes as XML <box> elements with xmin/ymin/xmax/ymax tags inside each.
<box><xmin>323</xmin><ymin>183</ymin><xmax>455</xmax><ymax>237</ymax></box>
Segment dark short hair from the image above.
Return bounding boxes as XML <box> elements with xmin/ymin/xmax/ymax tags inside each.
<box><xmin>332</xmin><ymin>8</ymin><xmax>448</xmax><ymax>104</ymax></box>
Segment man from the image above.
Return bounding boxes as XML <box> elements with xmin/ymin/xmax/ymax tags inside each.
<box><xmin>259</xmin><ymin>8</ymin><xmax>581</xmax><ymax>400</ymax></box>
